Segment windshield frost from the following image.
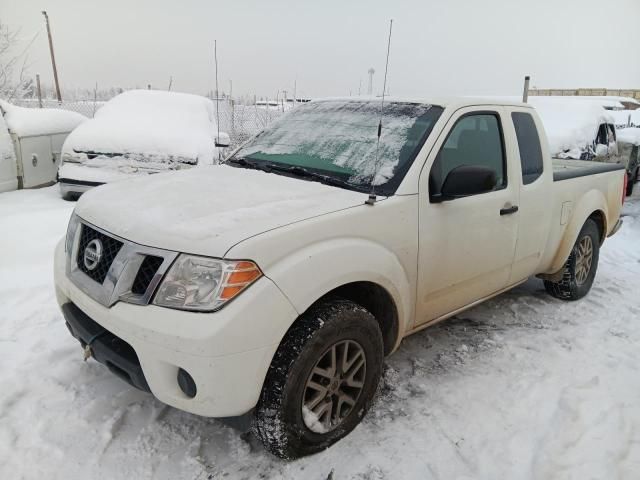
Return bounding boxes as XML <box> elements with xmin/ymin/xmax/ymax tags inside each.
<box><xmin>236</xmin><ymin>100</ymin><xmax>442</xmax><ymax>191</ymax></box>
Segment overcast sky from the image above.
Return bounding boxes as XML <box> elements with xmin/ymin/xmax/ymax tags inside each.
<box><xmin>2</xmin><ymin>0</ymin><xmax>639</xmax><ymax>99</ymax></box>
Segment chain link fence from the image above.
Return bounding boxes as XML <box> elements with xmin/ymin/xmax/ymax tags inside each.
<box><xmin>13</xmin><ymin>97</ymin><xmax>287</xmax><ymax>147</ymax></box>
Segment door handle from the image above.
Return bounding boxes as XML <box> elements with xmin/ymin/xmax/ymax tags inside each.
<box><xmin>500</xmin><ymin>205</ymin><xmax>519</xmax><ymax>215</ymax></box>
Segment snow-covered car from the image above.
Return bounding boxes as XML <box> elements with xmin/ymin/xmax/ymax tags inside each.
<box><xmin>0</xmin><ymin>100</ymin><xmax>86</xmax><ymax>193</ymax></box>
<box><xmin>57</xmin><ymin>90</ymin><xmax>228</xmax><ymax>200</ymax></box>
<box><xmin>530</xmin><ymin>97</ymin><xmax>639</xmax><ymax>194</ymax></box>
<box><xmin>55</xmin><ymin>97</ymin><xmax>626</xmax><ymax>459</ymax></box>
<box><xmin>617</xmin><ymin>127</ymin><xmax>640</xmax><ymax>194</ymax></box>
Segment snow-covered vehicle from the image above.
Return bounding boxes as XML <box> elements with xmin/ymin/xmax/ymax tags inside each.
<box><xmin>57</xmin><ymin>90</ymin><xmax>228</xmax><ymax>200</ymax></box>
<box><xmin>531</xmin><ymin>97</ymin><xmax>639</xmax><ymax>195</ymax></box>
<box><xmin>55</xmin><ymin>97</ymin><xmax>626</xmax><ymax>459</ymax></box>
<box><xmin>0</xmin><ymin>100</ymin><xmax>86</xmax><ymax>193</ymax></box>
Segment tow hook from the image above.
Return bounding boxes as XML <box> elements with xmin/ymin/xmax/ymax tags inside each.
<box><xmin>83</xmin><ymin>345</ymin><xmax>93</xmax><ymax>361</ymax></box>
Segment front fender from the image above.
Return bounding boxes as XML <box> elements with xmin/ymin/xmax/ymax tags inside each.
<box><xmin>263</xmin><ymin>237</ymin><xmax>414</xmax><ymax>345</ymax></box>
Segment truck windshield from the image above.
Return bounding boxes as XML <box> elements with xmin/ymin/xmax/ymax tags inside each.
<box><xmin>232</xmin><ymin>100</ymin><xmax>443</xmax><ymax>195</ymax></box>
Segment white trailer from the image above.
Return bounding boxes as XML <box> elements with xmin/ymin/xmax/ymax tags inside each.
<box><xmin>0</xmin><ymin>100</ymin><xmax>86</xmax><ymax>192</ymax></box>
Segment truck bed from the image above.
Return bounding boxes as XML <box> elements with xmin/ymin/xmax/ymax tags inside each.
<box><xmin>552</xmin><ymin>158</ymin><xmax>625</xmax><ymax>182</ymax></box>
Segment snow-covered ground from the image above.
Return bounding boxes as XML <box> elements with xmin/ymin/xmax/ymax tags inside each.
<box><xmin>1</xmin><ymin>186</ymin><xmax>639</xmax><ymax>480</ymax></box>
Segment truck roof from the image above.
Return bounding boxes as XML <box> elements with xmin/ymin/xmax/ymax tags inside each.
<box><xmin>313</xmin><ymin>96</ymin><xmax>533</xmax><ymax>109</ymax></box>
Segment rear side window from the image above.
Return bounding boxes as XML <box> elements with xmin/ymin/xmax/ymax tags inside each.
<box><xmin>512</xmin><ymin>112</ymin><xmax>543</xmax><ymax>185</ymax></box>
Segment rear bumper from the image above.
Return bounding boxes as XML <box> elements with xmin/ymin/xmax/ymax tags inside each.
<box><xmin>54</xmin><ymin>239</ymin><xmax>299</xmax><ymax>417</ymax></box>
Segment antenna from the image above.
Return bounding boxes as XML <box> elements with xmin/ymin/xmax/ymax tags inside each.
<box><xmin>366</xmin><ymin>19</ymin><xmax>393</xmax><ymax>206</ymax></box>
<box><xmin>214</xmin><ymin>40</ymin><xmax>221</xmax><ymax>149</ymax></box>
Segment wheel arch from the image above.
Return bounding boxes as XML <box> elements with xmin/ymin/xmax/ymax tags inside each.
<box><xmin>547</xmin><ymin>190</ymin><xmax>609</xmax><ymax>276</ymax></box>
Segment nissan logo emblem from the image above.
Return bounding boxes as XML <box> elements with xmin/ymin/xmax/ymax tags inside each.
<box><xmin>83</xmin><ymin>239</ymin><xmax>103</xmax><ymax>271</ymax></box>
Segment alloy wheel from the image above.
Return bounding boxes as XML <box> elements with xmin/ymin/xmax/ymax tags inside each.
<box><xmin>302</xmin><ymin>339</ymin><xmax>367</xmax><ymax>433</ymax></box>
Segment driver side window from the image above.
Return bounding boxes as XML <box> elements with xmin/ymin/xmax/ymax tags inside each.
<box><xmin>430</xmin><ymin>113</ymin><xmax>506</xmax><ymax>195</ymax></box>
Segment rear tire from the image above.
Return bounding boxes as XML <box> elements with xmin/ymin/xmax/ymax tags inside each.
<box><xmin>626</xmin><ymin>171</ymin><xmax>635</xmax><ymax>196</ymax></box>
<box><xmin>544</xmin><ymin>219</ymin><xmax>600</xmax><ymax>301</ymax></box>
<box><xmin>627</xmin><ymin>168</ymin><xmax>639</xmax><ymax>196</ymax></box>
<box><xmin>252</xmin><ymin>298</ymin><xmax>384</xmax><ymax>459</ymax></box>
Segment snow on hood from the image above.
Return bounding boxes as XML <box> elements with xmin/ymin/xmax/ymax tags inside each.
<box><xmin>74</xmin><ymin>164</ymin><xmax>366</xmax><ymax>257</ymax></box>
<box><xmin>0</xmin><ymin>99</ymin><xmax>87</xmax><ymax>137</ymax></box>
<box><xmin>529</xmin><ymin>97</ymin><xmax>614</xmax><ymax>158</ymax></box>
<box><xmin>61</xmin><ymin>90</ymin><xmax>218</xmax><ymax>164</ymax></box>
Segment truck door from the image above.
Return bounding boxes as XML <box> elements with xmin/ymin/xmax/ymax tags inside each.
<box><xmin>415</xmin><ymin>107</ymin><xmax>519</xmax><ymax>326</ymax></box>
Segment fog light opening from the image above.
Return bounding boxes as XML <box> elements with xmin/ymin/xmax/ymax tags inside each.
<box><xmin>177</xmin><ymin>368</ymin><xmax>197</xmax><ymax>398</ymax></box>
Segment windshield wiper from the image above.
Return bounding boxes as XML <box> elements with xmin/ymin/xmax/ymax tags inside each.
<box><xmin>266</xmin><ymin>163</ymin><xmax>368</xmax><ymax>192</ymax></box>
<box><xmin>226</xmin><ymin>157</ymin><xmax>271</xmax><ymax>172</ymax></box>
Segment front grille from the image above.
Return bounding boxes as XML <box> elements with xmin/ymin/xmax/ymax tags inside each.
<box><xmin>76</xmin><ymin>225</ymin><xmax>124</xmax><ymax>284</ymax></box>
<box><xmin>131</xmin><ymin>255</ymin><xmax>164</xmax><ymax>295</ymax></box>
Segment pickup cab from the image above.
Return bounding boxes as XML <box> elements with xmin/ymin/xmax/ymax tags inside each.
<box><xmin>54</xmin><ymin>98</ymin><xmax>626</xmax><ymax>459</ymax></box>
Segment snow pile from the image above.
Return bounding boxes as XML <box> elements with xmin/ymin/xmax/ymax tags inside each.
<box><xmin>530</xmin><ymin>97</ymin><xmax>614</xmax><ymax>158</ymax></box>
<box><xmin>61</xmin><ymin>90</ymin><xmax>219</xmax><ymax>165</ymax></box>
<box><xmin>0</xmin><ymin>99</ymin><xmax>87</xmax><ymax>137</ymax></box>
<box><xmin>238</xmin><ymin>99</ymin><xmax>437</xmax><ymax>185</ymax></box>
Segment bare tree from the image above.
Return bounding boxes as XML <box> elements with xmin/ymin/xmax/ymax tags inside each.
<box><xmin>0</xmin><ymin>21</ymin><xmax>37</xmax><ymax>101</ymax></box>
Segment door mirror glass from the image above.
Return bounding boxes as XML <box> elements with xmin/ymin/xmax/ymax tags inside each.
<box><xmin>433</xmin><ymin>165</ymin><xmax>497</xmax><ymax>202</ymax></box>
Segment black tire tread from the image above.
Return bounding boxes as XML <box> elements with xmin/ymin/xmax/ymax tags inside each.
<box><xmin>252</xmin><ymin>297</ymin><xmax>383</xmax><ymax>459</ymax></box>
<box><xmin>544</xmin><ymin>219</ymin><xmax>600</xmax><ymax>301</ymax></box>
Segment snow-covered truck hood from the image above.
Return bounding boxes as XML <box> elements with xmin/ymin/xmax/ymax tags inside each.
<box><xmin>74</xmin><ymin>164</ymin><xmax>366</xmax><ymax>257</ymax></box>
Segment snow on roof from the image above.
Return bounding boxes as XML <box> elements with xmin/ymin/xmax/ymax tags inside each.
<box><xmin>578</xmin><ymin>95</ymin><xmax>640</xmax><ymax>108</ymax></box>
<box><xmin>527</xmin><ymin>96</ymin><xmax>627</xmax><ymax>110</ymax></box>
<box><xmin>527</xmin><ymin>97</ymin><xmax>614</xmax><ymax>157</ymax></box>
<box><xmin>610</xmin><ymin>110</ymin><xmax>634</xmax><ymax>127</ymax></box>
<box><xmin>617</xmin><ymin>128</ymin><xmax>640</xmax><ymax>146</ymax></box>
<box><xmin>313</xmin><ymin>96</ymin><xmax>531</xmax><ymax>109</ymax></box>
<box><xmin>0</xmin><ymin>99</ymin><xmax>87</xmax><ymax>137</ymax></box>
<box><xmin>62</xmin><ymin>90</ymin><xmax>219</xmax><ymax>162</ymax></box>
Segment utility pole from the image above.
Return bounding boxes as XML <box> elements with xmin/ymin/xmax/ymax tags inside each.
<box><xmin>42</xmin><ymin>11</ymin><xmax>62</xmax><ymax>103</ymax></box>
<box><xmin>36</xmin><ymin>74</ymin><xmax>43</xmax><ymax>108</ymax></box>
<box><xmin>522</xmin><ymin>75</ymin><xmax>530</xmax><ymax>103</ymax></box>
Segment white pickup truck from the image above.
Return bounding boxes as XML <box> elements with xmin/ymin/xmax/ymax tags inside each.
<box><xmin>54</xmin><ymin>97</ymin><xmax>625</xmax><ymax>459</ymax></box>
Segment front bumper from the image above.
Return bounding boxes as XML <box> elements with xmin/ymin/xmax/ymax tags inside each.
<box><xmin>54</xmin><ymin>239</ymin><xmax>299</xmax><ymax>417</ymax></box>
<box><xmin>59</xmin><ymin>178</ymin><xmax>102</xmax><ymax>198</ymax></box>
<box><xmin>62</xmin><ymin>302</ymin><xmax>150</xmax><ymax>392</ymax></box>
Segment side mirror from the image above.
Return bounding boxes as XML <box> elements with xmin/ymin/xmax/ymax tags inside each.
<box><xmin>215</xmin><ymin>132</ymin><xmax>231</xmax><ymax>148</ymax></box>
<box><xmin>432</xmin><ymin>165</ymin><xmax>497</xmax><ymax>202</ymax></box>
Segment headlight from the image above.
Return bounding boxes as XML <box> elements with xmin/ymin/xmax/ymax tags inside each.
<box><xmin>65</xmin><ymin>213</ymin><xmax>80</xmax><ymax>253</ymax></box>
<box><xmin>153</xmin><ymin>255</ymin><xmax>262</xmax><ymax>311</ymax></box>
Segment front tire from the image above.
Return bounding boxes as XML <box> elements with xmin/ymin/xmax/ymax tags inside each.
<box><xmin>253</xmin><ymin>298</ymin><xmax>384</xmax><ymax>459</ymax></box>
<box><xmin>544</xmin><ymin>219</ymin><xmax>600</xmax><ymax>301</ymax></box>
